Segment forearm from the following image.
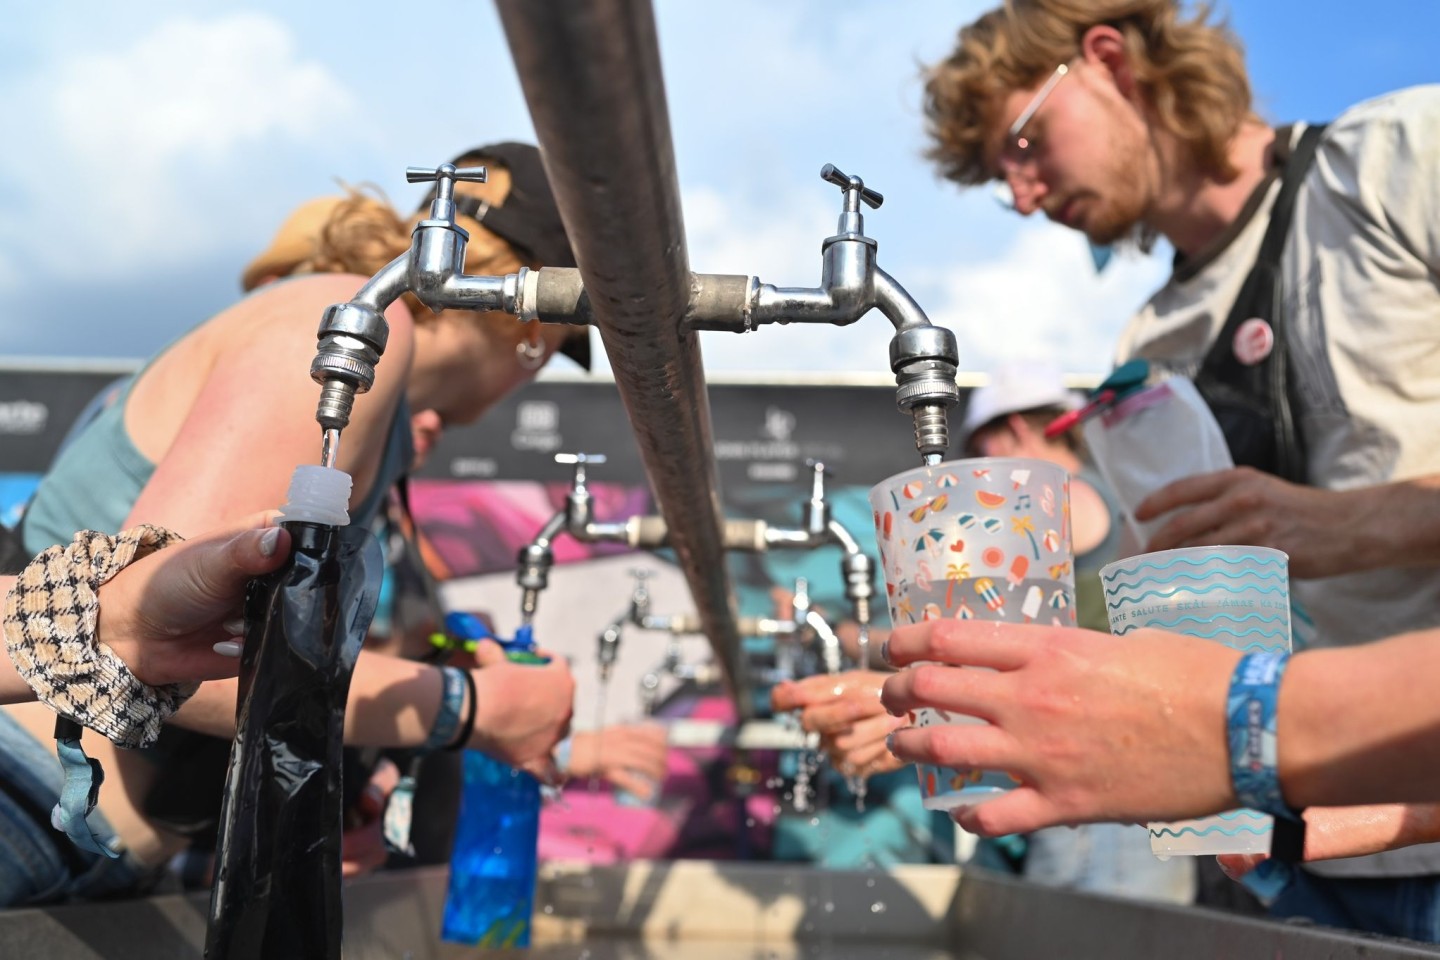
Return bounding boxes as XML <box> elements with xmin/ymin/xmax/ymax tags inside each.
<box><xmin>0</xmin><ymin>647</ymin><xmax>36</xmax><ymax>705</ymax></box>
<box><xmin>171</xmin><ymin>650</ymin><xmax>446</xmax><ymax>747</ymax></box>
<box><xmin>1280</xmin><ymin>630</ymin><xmax>1440</xmax><ymax>807</ymax></box>
<box><xmin>1344</xmin><ymin>476</ymin><xmax>1440</xmax><ymax>572</ymax></box>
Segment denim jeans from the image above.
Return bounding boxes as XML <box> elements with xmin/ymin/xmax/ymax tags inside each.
<box><xmin>1270</xmin><ymin>867</ymin><xmax>1440</xmax><ymax>944</ymax></box>
<box><xmin>0</xmin><ymin>711</ymin><xmax>155</xmax><ymax>906</ymax></box>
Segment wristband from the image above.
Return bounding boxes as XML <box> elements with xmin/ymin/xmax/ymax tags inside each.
<box><xmin>1227</xmin><ymin>650</ymin><xmax>1306</xmax><ymax>863</ymax></box>
<box><xmin>444</xmin><ymin>667</ymin><xmax>478</xmax><ymax>752</ymax></box>
<box><xmin>421</xmin><ymin>665</ymin><xmax>466</xmax><ymax>754</ymax></box>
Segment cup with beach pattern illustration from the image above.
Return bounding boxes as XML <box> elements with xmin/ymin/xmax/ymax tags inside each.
<box><xmin>1101</xmin><ymin>545</ymin><xmax>1292</xmax><ymax>857</ymax></box>
<box><xmin>871</xmin><ymin>458</ymin><xmax>1076</xmax><ymax>811</ymax></box>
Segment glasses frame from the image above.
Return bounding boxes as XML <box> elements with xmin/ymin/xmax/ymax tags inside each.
<box><xmin>997</xmin><ymin>62</ymin><xmax>1071</xmax><ymax>182</ymax></box>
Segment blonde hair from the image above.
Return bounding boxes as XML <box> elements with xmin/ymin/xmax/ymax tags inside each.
<box><xmin>256</xmin><ymin>159</ymin><xmax>529</xmax><ymax>320</ymax></box>
<box><xmin>924</xmin><ymin>0</ymin><xmax>1254</xmax><ymax>186</ymax></box>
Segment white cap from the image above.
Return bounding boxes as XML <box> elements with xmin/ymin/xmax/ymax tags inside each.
<box><xmin>960</xmin><ymin>360</ymin><xmax>1084</xmax><ymax>444</ymax></box>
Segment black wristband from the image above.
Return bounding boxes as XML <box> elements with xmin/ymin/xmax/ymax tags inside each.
<box><xmin>445</xmin><ymin>667</ymin><xmax>478</xmax><ymax>752</ymax></box>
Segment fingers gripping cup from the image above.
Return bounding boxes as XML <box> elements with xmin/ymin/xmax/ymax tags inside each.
<box><xmin>1101</xmin><ymin>546</ymin><xmax>1291</xmax><ymax>857</ymax></box>
<box><xmin>870</xmin><ymin>458</ymin><xmax>1075</xmax><ymax>811</ymax></box>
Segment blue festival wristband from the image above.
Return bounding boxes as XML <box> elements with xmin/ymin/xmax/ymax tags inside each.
<box><xmin>1228</xmin><ymin>650</ymin><xmax>1306</xmax><ymax>864</ymax></box>
<box><xmin>420</xmin><ymin>665</ymin><xmax>467</xmax><ymax>754</ymax></box>
<box><xmin>1226</xmin><ymin>650</ymin><xmax>1297</xmax><ymax>817</ymax></box>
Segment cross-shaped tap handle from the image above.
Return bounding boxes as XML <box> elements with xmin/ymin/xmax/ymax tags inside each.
<box><xmin>555</xmin><ymin>453</ymin><xmax>607</xmax><ymax>466</ymax></box>
<box><xmin>405</xmin><ymin>163</ymin><xmax>489</xmax><ymax>185</ymax></box>
<box><xmin>820</xmin><ymin>164</ymin><xmax>884</xmax><ymax>210</ymax></box>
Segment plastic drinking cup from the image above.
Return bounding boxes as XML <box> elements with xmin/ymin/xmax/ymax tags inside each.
<box><xmin>1100</xmin><ymin>545</ymin><xmax>1291</xmax><ymax>857</ymax></box>
<box><xmin>870</xmin><ymin>458</ymin><xmax>1076</xmax><ymax>811</ymax></box>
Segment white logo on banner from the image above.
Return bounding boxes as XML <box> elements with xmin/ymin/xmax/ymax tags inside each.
<box><xmin>761</xmin><ymin>406</ymin><xmax>796</xmax><ymax>442</ymax></box>
<box><xmin>0</xmin><ymin>401</ymin><xmax>48</xmax><ymax>435</ymax></box>
<box><xmin>512</xmin><ymin>401</ymin><xmax>561</xmax><ymax>452</ymax></box>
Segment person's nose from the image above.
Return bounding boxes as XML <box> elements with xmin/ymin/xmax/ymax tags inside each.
<box><xmin>1006</xmin><ymin>170</ymin><xmax>1048</xmax><ymax>217</ymax></box>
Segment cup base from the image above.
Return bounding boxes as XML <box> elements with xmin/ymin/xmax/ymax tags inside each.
<box><xmin>921</xmin><ymin>786</ymin><xmax>1006</xmax><ymax>812</ymax></box>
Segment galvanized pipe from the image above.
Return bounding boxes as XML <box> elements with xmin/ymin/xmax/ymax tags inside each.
<box><xmin>496</xmin><ymin>0</ymin><xmax>752</xmax><ymax>717</ymax></box>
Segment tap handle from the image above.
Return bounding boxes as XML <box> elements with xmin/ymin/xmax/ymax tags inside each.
<box><xmin>820</xmin><ymin>164</ymin><xmax>883</xmax><ymax>210</ymax></box>
<box><xmin>555</xmin><ymin>452</ymin><xmax>606</xmax><ymax>488</ymax></box>
<box><xmin>405</xmin><ymin>163</ymin><xmax>489</xmax><ymax>185</ymax></box>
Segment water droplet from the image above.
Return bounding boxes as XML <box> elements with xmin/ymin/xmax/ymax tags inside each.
<box><xmin>823</xmin><ymin>901</ymin><xmax>835</xmax><ymax>913</ymax></box>
<box><xmin>866</xmin><ymin>877</ymin><xmax>876</xmax><ymax>888</ymax></box>
<box><xmin>809</xmin><ymin>817</ymin><xmax>820</xmax><ymax>827</ymax></box>
<box><xmin>871</xmin><ymin>901</ymin><xmax>887</xmax><ymax>914</ymax></box>
<box><xmin>745</xmin><ymin>817</ymin><xmax>755</xmax><ymax>827</ymax></box>
<box><xmin>542</xmin><ymin>904</ymin><xmax>554</xmax><ymax>915</ymax></box>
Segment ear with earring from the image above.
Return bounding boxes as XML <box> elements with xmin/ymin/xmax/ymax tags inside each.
<box><xmin>516</xmin><ymin>323</ymin><xmax>546</xmax><ymax>370</ymax></box>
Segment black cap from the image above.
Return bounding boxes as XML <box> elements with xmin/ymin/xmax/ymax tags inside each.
<box><xmin>419</xmin><ymin>142</ymin><xmax>590</xmax><ymax>371</ymax></box>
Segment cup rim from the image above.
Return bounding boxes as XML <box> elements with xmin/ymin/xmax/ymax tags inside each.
<box><xmin>1099</xmin><ymin>544</ymin><xmax>1289</xmax><ymax>580</ymax></box>
<box><xmin>869</xmin><ymin>456</ymin><xmax>1070</xmax><ymax>495</ymax></box>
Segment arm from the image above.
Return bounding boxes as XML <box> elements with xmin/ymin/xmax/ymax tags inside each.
<box><xmin>1135</xmin><ymin>468</ymin><xmax>1440</xmax><ymax>579</ymax></box>
<box><xmin>1</xmin><ymin>518</ymin><xmax>289</xmax><ymax>706</ymax></box>
<box><xmin>881</xmin><ymin>620</ymin><xmax>1440</xmax><ymax>837</ymax></box>
<box><xmin>0</xmin><ymin>586</ymin><xmax>32</xmax><ymax>702</ymax></box>
<box><xmin>173</xmin><ymin>640</ymin><xmax>575</xmax><ymax>776</ymax></box>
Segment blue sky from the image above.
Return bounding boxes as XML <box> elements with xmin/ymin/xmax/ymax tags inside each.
<box><xmin>0</xmin><ymin>1</ymin><xmax>1434</xmax><ymax>377</ymax></box>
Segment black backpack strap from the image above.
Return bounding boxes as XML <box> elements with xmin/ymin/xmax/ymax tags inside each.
<box><xmin>1196</xmin><ymin>123</ymin><xmax>1328</xmax><ymax>484</ymax></box>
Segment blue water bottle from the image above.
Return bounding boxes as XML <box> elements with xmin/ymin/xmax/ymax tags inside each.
<box><xmin>441</xmin><ymin>613</ymin><xmax>547</xmax><ymax>947</ymax></box>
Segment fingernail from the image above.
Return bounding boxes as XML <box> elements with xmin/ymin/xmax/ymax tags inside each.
<box><xmin>880</xmin><ymin>639</ymin><xmax>892</xmax><ymax>665</ymax></box>
<box><xmin>213</xmin><ymin>640</ymin><xmax>244</xmax><ymax>658</ymax></box>
<box><xmin>222</xmin><ymin>618</ymin><xmax>245</xmax><ymax>637</ymax></box>
<box><xmin>885</xmin><ymin>732</ymin><xmax>897</xmax><ymax>754</ymax></box>
<box><xmin>259</xmin><ymin>527</ymin><xmax>281</xmax><ymax>557</ymax></box>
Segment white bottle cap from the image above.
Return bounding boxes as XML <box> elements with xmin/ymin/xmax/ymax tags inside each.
<box><xmin>278</xmin><ymin>465</ymin><xmax>353</xmax><ymax>527</ymax></box>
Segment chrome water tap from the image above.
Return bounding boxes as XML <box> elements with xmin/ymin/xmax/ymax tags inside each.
<box><xmin>679</xmin><ymin>164</ymin><xmax>961</xmax><ymax>463</ymax></box>
<box><xmin>310</xmin><ymin>162</ymin><xmax>534</xmax><ymax>467</ymax></box>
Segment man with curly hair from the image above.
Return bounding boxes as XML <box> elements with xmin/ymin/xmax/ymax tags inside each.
<box><xmin>923</xmin><ymin>0</ymin><xmax>1440</xmax><ymax>941</ymax></box>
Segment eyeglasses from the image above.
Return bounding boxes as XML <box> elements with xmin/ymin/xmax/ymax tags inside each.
<box><xmin>996</xmin><ymin>62</ymin><xmax>1071</xmax><ymax>187</ymax></box>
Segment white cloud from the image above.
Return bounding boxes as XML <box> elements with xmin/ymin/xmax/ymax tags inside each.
<box><xmin>917</xmin><ymin>223</ymin><xmax>1171</xmax><ymax>376</ymax></box>
<box><xmin>0</xmin><ymin>13</ymin><xmax>359</xmax><ymax>274</ymax></box>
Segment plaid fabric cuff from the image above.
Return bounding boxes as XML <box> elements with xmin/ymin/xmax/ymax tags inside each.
<box><xmin>3</xmin><ymin>525</ymin><xmax>195</xmax><ymax>748</ymax></box>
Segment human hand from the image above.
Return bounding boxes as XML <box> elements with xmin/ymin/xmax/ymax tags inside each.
<box><xmin>566</xmin><ymin>724</ymin><xmax>669</xmax><ymax>799</ymax></box>
<box><xmin>96</xmin><ymin>513</ymin><xmax>290</xmax><ymax>687</ymax></box>
<box><xmin>468</xmin><ymin>639</ymin><xmax>575</xmax><ymax>784</ymax></box>
<box><xmin>342</xmin><ymin>758</ymin><xmax>401</xmax><ymax>878</ymax></box>
<box><xmin>772</xmin><ymin>670</ymin><xmax>906</xmax><ymax>778</ymax></box>
<box><xmin>1135</xmin><ymin>467</ymin><xmax>1360</xmax><ymax>579</ymax></box>
<box><xmin>880</xmin><ymin>619</ymin><xmax>1239</xmax><ymax>836</ymax></box>
<box><xmin>1217</xmin><ymin>802</ymin><xmax>1440</xmax><ymax>881</ymax></box>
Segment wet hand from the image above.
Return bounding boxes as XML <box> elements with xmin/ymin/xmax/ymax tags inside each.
<box><xmin>772</xmin><ymin>670</ymin><xmax>905</xmax><ymax>777</ymax></box>
<box><xmin>96</xmin><ymin>513</ymin><xmax>290</xmax><ymax>687</ymax></box>
<box><xmin>468</xmin><ymin>639</ymin><xmax>575</xmax><ymax>784</ymax></box>
<box><xmin>1135</xmin><ymin>468</ymin><xmax>1358</xmax><ymax>579</ymax></box>
<box><xmin>567</xmin><ymin>724</ymin><xmax>669</xmax><ymax>798</ymax></box>
<box><xmin>879</xmin><ymin>619</ymin><xmax>1238</xmax><ymax>836</ymax></box>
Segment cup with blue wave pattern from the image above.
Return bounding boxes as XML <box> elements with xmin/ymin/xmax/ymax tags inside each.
<box><xmin>1100</xmin><ymin>545</ymin><xmax>1291</xmax><ymax>856</ymax></box>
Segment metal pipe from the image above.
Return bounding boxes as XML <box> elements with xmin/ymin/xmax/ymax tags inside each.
<box><xmin>497</xmin><ymin>0</ymin><xmax>752</xmax><ymax>718</ymax></box>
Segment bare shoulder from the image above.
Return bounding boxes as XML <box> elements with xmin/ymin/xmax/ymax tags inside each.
<box><xmin>214</xmin><ymin>275</ymin><xmax>416</xmax><ymax>366</ymax></box>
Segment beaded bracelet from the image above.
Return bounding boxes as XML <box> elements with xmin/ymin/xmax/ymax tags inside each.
<box><xmin>1227</xmin><ymin>650</ymin><xmax>1306</xmax><ymax>863</ymax></box>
